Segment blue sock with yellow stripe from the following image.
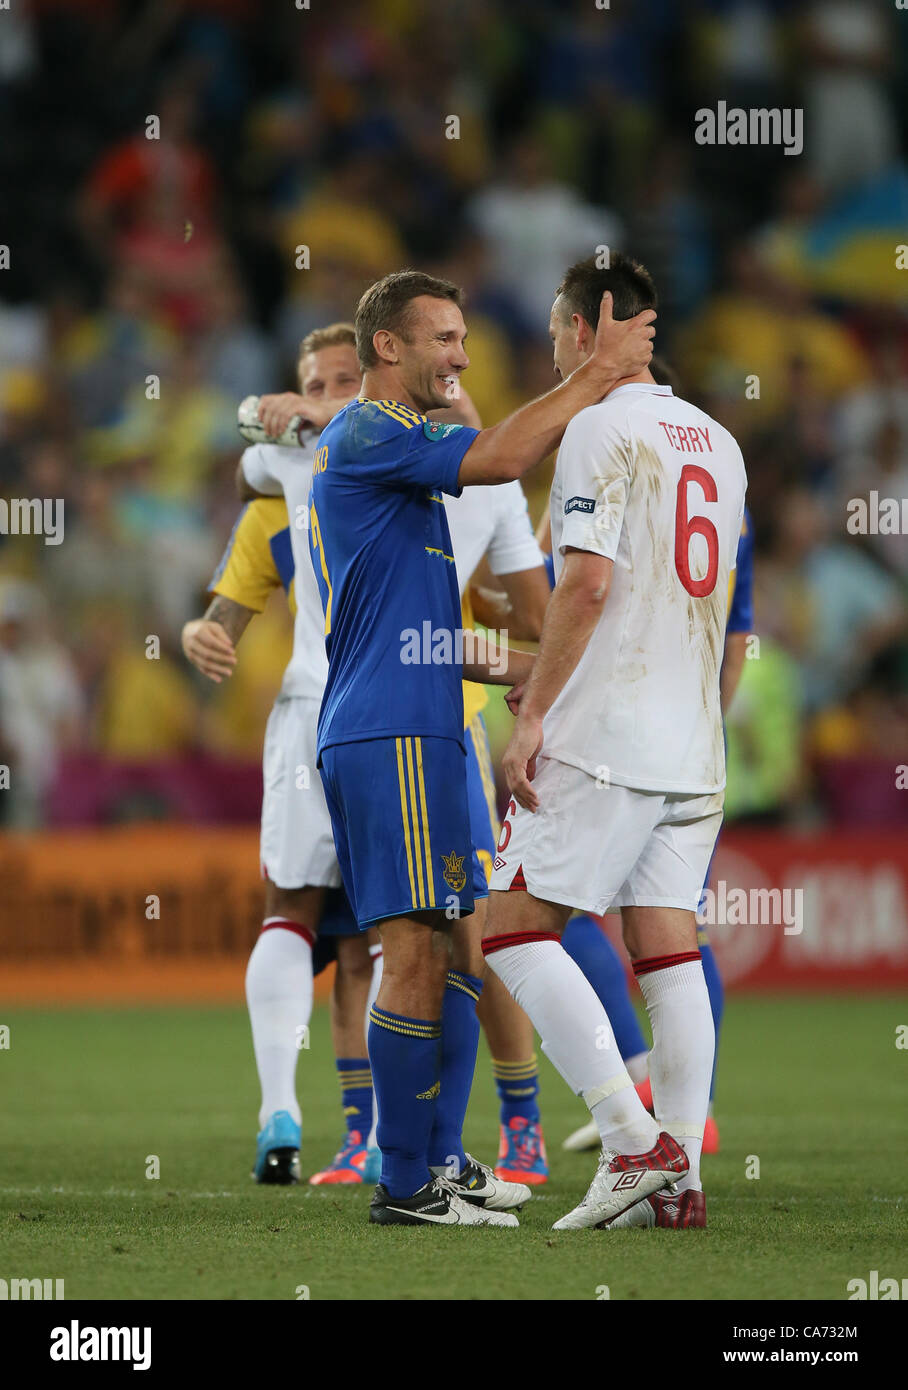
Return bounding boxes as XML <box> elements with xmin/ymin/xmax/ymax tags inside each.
<box><xmin>368</xmin><ymin>1004</ymin><xmax>441</xmax><ymax>1198</ymax></box>
<box><xmin>492</xmin><ymin>1056</ymin><xmax>541</xmax><ymax>1124</ymax></box>
<box><xmin>336</xmin><ymin>1058</ymin><xmax>372</xmax><ymax>1139</ymax></box>
<box><xmin>427</xmin><ymin>970</ymin><xmax>483</xmax><ymax>1175</ymax></box>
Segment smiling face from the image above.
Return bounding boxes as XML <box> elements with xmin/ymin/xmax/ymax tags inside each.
<box><xmin>374</xmin><ymin>294</ymin><xmax>470</xmax><ymax>414</ymax></box>
<box><xmin>549</xmin><ymin>292</ymin><xmax>591</xmax><ymax>383</ymax></box>
<box><xmin>297</xmin><ymin>342</ymin><xmax>361</xmax><ymax>413</ymax></box>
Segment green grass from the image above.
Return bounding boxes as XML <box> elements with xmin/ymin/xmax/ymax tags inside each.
<box><xmin>1</xmin><ymin>996</ymin><xmax>904</xmax><ymax>1300</ymax></box>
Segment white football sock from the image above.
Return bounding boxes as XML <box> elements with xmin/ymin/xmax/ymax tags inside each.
<box><xmin>625</xmin><ymin>1050</ymin><xmax>649</xmax><ymax>1086</ymax></box>
<box><xmin>365</xmin><ymin>945</ymin><xmax>383</xmax><ymax>1149</ymax></box>
<box><xmin>245</xmin><ymin>923</ymin><xmax>314</xmax><ymax>1129</ymax></box>
<box><xmin>636</xmin><ymin>957</ymin><xmax>714</xmax><ymax>1192</ymax></box>
<box><xmin>486</xmin><ymin>937</ymin><xmax>659</xmax><ymax>1154</ymax></box>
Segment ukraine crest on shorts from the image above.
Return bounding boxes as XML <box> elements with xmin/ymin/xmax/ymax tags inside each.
<box><xmin>442</xmin><ymin>850</ymin><xmax>468</xmax><ymax>892</ymax></box>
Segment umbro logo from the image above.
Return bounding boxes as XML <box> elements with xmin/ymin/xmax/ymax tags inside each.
<box><xmin>612</xmin><ymin>1170</ymin><xmax>645</xmax><ymax>1191</ymax></box>
<box><xmin>493</xmin><ymin>856</ymin><xmax>506</xmax><ymax>870</ymax></box>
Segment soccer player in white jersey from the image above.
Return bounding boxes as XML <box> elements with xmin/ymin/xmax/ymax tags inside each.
<box><xmin>483</xmin><ymin>253</ymin><xmax>747</xmax><ymax>1230</ymax></box>
<box><xmin>184</xmin><ymin>325</ymin><xmax>364</xmax><ymax>1183</ymax></box>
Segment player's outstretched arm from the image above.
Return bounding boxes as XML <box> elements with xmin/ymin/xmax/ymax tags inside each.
<box><xmin>457</xmin><ymin>294</ymin><xmax>655</xmax><ymax>488</ymax></box>
<box><xmin>503</xmin><ymin>548</ymin><xmax>612</xmax><ymax>811</ymax></box>
<box><xmin>462</xmin><ymin>640</ymin><xmax>534</xmax><ymax>690</ymax></box>
<box><xmin>181</xmin><ymin>595</ymin><xmax>255</xmax><ymax>683</ymax></box>
<box><xmin>496</xmin><ymin>567</ymin><xmax>550</xmax><ymax>640</ymax></box>
<box><xmin>468</xmin><ymin>561</ymin><xmax>550</xmax><ymax>640</ymax></box>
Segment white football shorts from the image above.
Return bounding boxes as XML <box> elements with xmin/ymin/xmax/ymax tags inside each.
<box><xmin>488</xmin><ymin>755</ymin><xmax>724</xmax><ymax>914</ymax></box>
<box><xmin>260</xmin><ymin>696</ymin><xmax>343</xmax><ymax>891</ymax></box>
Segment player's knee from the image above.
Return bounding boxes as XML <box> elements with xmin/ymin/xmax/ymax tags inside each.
<box><xmin>335</xmin><ymin>936</ymin><xmax>372</xmax><ymax>982</ymax></box>
<box><xmin>264</xmin><ymin>882</ymin><xmax>316</xmax><ymax>924</ymax></box>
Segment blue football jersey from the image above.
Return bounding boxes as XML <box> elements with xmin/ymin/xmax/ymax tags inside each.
<box><xmin>309</xmin><ymin>397</ymin><xmax>479</xmax><ymax>756</ymax></box>
<box><xmin>727</xmin><ymin>506</ymin><xmax>754</xmax><ymax>633</ymax></box>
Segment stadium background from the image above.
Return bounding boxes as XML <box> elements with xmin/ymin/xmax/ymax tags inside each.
<box><xmin>1</xmin><ymin>0</ymin><xmax>907</xmax><ymax>1003</ymax></box>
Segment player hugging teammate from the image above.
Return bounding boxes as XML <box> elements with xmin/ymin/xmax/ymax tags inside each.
<box><xmin>188</xmin><ymin>250</ymin><xmax>746</xmax><ymax>1232</ymax></box>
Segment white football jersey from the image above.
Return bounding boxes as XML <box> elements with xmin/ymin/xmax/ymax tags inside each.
<box><xmin>546</xmin><ymin>383</ymin><xmax>747</xmax><ymax>794</ymax></box>
<box><xmin>240</xmin><ymin>440</ymin><xmax>328</xmax><ymax>702</ymax></box>
<box><xmin>444</xmin><ymin>479</ymin><xmax>545</xmax><ymax>600</ymax></box>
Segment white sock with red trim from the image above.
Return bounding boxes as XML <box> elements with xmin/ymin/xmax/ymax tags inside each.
<box><xmin>365</xmin><ymin>944</ymin><xmax>383</xmax><ymax>1149</ymax></box>
<box><xmin>245</xmin><ymin>921</ymin><xmax>314</xmax><ymax>1129</ymax></box>
<box><xmin>483</xmin><ymin>933</ymin><xmax>660</xmax><ymax>1155</ymax></box>
<box><xmin>633</xmin><ymin>951</ymin><xmax>713</xmax><ymax>1192</ymax></box>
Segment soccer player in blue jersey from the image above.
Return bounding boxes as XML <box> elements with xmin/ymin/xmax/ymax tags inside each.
<box><xmin>308</xmin><ymin>270</ymin><xmax>656</xmax><ymax>1226</ymax></box>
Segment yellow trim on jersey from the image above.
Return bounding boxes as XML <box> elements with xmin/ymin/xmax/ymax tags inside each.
<box><xmin>425</xmin><ymin>546</ymin><xmax>455</xmax><ymax>562</ymax></box>
<box><xmin>309</xmin><ymin>500</ymin><xmax>333</xmax><ymax>635</ymax></box>
<box><xmin>395</xmin><ymin>738</ymin><xmax>419</xmax><ymax>910</ymax></box>
<box><xmin>367</xmin><ymin>398</ymin><xmax>426</xmax><ymax>429</ymax></box>
<box><xmin>212</xmin><ymin>498</ymin><xmax>297</xmax><ymax>616</ymax></box>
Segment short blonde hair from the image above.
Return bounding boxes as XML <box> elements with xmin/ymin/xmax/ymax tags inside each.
<box><xmin>297</xmin><ymin>322</ymin><xmax>357</xmax><ymax>362</ymax></box>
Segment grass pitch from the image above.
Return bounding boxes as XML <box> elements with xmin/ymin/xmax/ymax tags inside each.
<box><xmin>1</xmin><ymin>996</ymin><xmax>904</xmax><ymax>1301</ymax></box>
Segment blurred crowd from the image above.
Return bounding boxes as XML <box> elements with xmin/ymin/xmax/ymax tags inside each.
<box><xmin>0</xmin><ymin>0</ymin><xmax>906</xmax><ymax>829</ymax></box>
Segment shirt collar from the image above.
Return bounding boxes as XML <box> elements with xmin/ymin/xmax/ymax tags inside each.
<box><xmin>604</xmin><ymin>383</ymin><xmax>674</xmax><ymax>401</ymax></box>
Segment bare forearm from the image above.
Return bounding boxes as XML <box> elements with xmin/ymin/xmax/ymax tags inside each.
<box><xmin>519</xmin><ymin>581</ymin><xmax>604</xmax><ymax>721</ymax></box>
<box><xmin>463</xmin><ymin>642</ymin><xmax>534</xmax><ymax>687</ymax></box>
<box><xmin>462</xmin><ymin>359</ymin><xmax>617</xmax><ymax>485</ymax></box>
<box><xmin>204</xmin><ymin>594</ymin><xmax>255</xmax><ymax>646</ymax></box>
<box><xmin>499</xmin><ymin>566</ymin><xmax>551</xmax><ymax>640</ymax></box>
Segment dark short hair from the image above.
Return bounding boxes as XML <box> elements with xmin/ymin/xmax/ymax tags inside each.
<box><xmin>555</xmin><ymin>251</ymin><xmax>657</xmax><ymax>330</ymax></box>
<box><xmin>355</xmin><ymin>270</ymin><xmax>464</xmax><ymax>370</ymax></box>
<box><xmin>650</xmin><ymin>354</ymin><xmax>681</xmax><ymax>392</ymax></box>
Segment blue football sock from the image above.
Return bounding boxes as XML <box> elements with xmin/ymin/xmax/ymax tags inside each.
<box><xmin>492</xmin><ymin>1056</ymin><xmax>540</xmax><ymax>1126</ymax></box>
<box><xmin>698</xmin><ymin>937</ymin><xmax>724</xmax><ymax>1101</ymax></box>
<box><xmin>368</xmin><ymin>1005</ymin><xmax>441</xmax><ymax>1197</ymax></box>
<box><xmin>427</xmin><ymin>970</ymin><xmax>483</xmax><ymax>1174</ymax></box>
<box><xmin>561</xmin><ymin>915</ymin><xmax>648</xmax><ymax>1062</ymax></box>
<box><xmin>336</xmin><ymin>1057</ymin><xmax>373</xmax><ymax>1139</ymax></box>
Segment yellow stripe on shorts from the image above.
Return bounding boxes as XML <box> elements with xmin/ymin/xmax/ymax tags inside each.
<box><xmin>404</xmin><ymin>737</ymin><xmax>427</xmax><ymax>909</ymax></box>
<box><xmin>414</xmin><ymin>737</ymin><xmax>435</xmax><ymax>904</ymax></box>
<box><xmin>395</xmin><ymin>738</ymin><xmax>418</xmax><ymax>911</ymax></box>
